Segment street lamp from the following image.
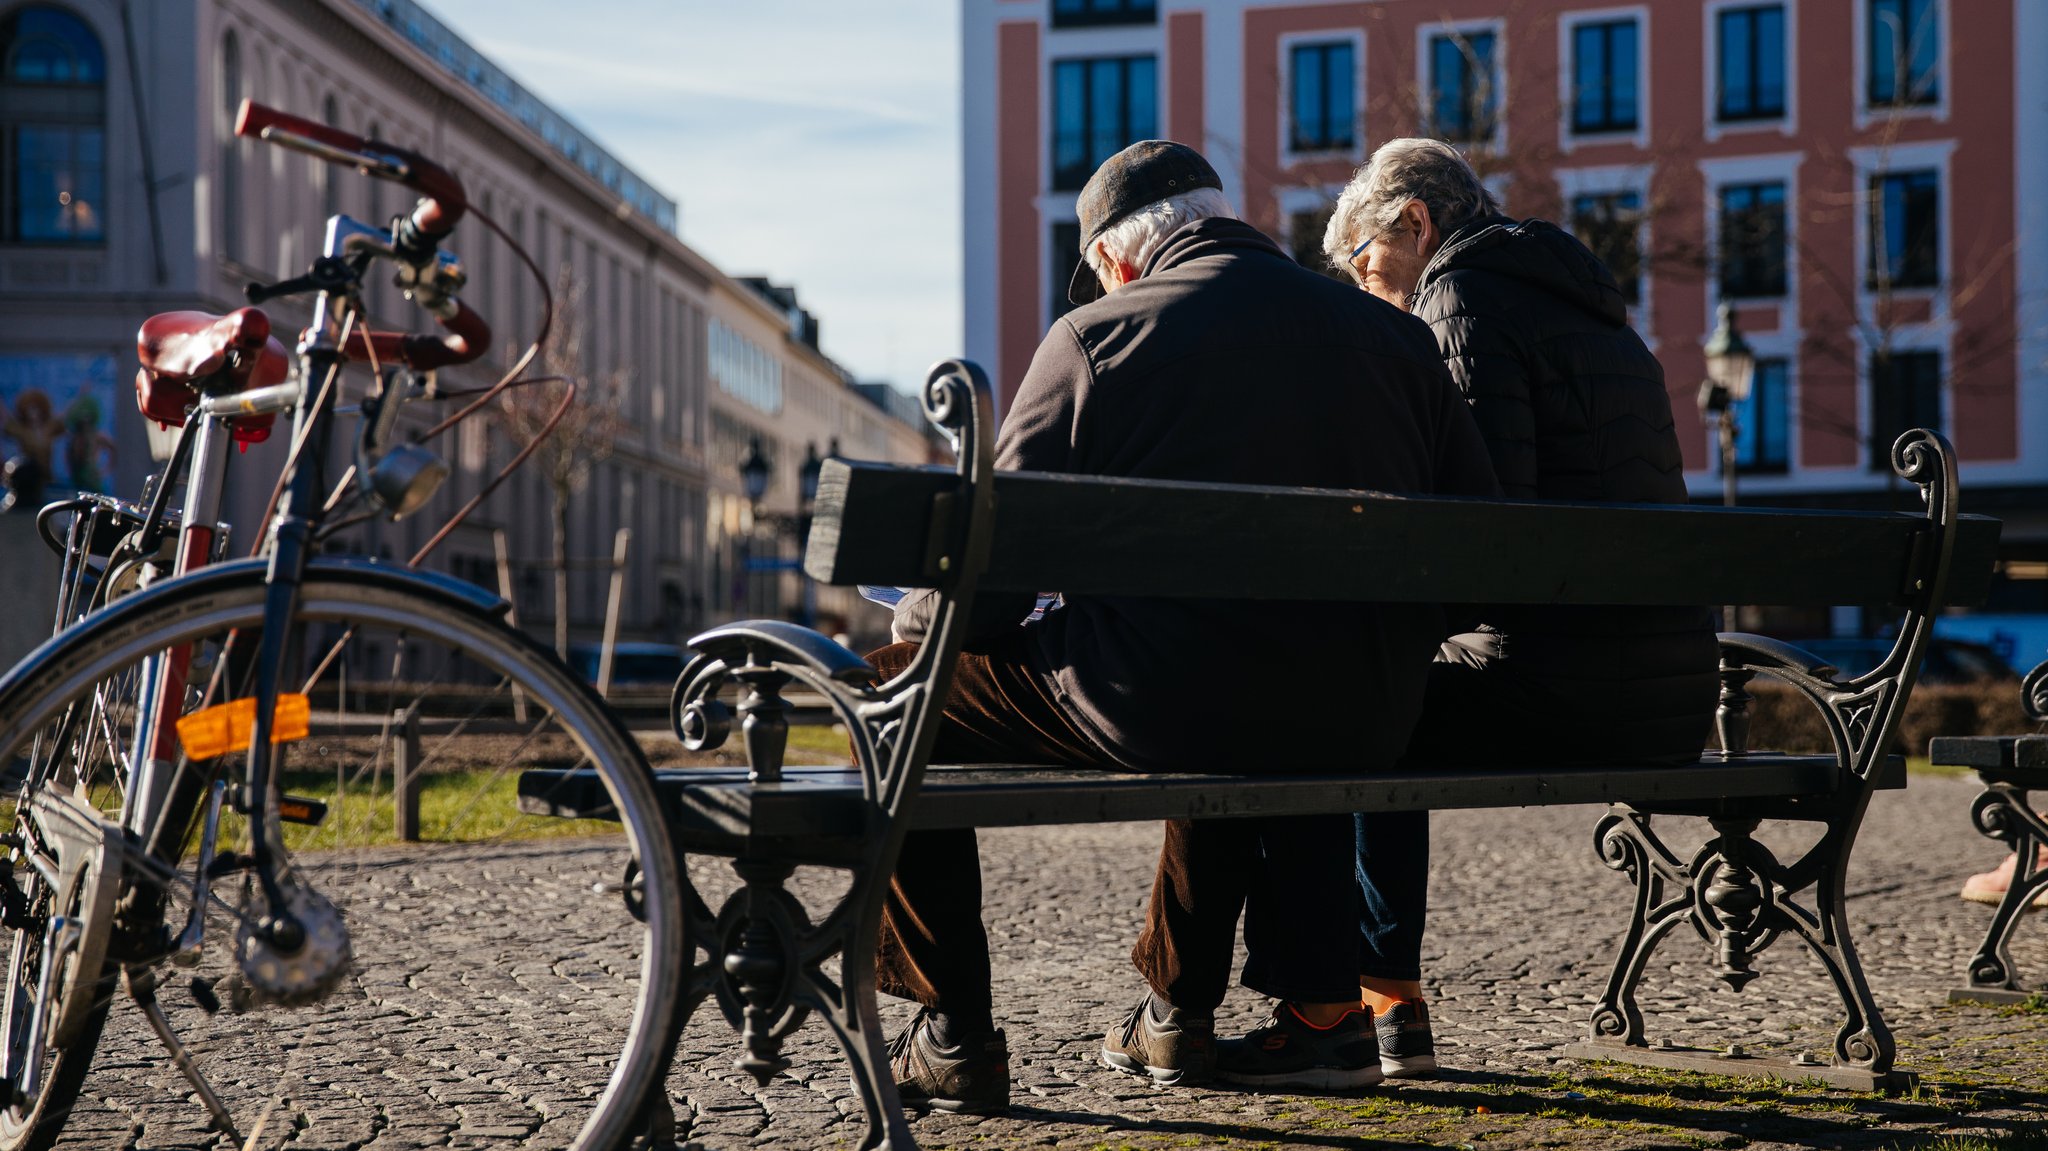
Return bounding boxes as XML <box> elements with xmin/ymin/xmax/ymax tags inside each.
<box><xmin>798</xmin><ymin>441</ymin><xmax>824</xmax><ymax>507</ymax></box>
<box><xmin>1698</xmin><ymin>302</ymin><xmax>1757</xmax><ymax>630</ymax></box>
<box><xmin>739</xmin><ymin>436</ymin><xmax>771</xmax><ymax>508</ymax></box>
<box><xmin>736</xmin><ymin>436</ymin><xmax>834</xmax><ymax>626</ymax></box>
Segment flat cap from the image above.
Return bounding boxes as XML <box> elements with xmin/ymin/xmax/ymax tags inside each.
<box><xmin>1068</xmin><ymin>140</ymin><xmax>1223</xmax><ymax>305</ymax></box>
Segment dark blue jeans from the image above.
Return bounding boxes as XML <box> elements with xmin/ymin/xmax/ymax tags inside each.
<box><xmin>1351</xmin><ymin>630</ymin><xmax>1654</xmax><ymax>983</ymax></box>
<box><xmin>1357</xmin><ymin>640</ymin><xmax>1554</xmax><ymax>981</ymax></box>
<box><xmin>1357</xmin><ymin>810</ymin><xmax>1428</xmax><ymax>981</ymax></box>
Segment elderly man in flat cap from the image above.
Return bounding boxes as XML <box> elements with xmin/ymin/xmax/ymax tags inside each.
<box><xmin>871</xmin><ymin>140</ymin><xmax>1497</xmax><ymax>1112</ymax></box>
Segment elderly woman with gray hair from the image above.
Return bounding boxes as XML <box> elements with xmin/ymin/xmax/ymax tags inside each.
<box><xmin>1130</xmin><ymin>137</ymin><xmax>1719</xmax><ymax>1092</ymax></box>
<box><xmin>1319</xmin><ymin>136</ymin><xmax>1718</xmax><ymax>1081</ymax></box>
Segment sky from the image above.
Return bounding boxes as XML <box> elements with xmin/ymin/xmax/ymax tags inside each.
<box><xmin>425</xmin><ymin>0</ymin><xmax>962</xmax><ymax>393</ymax></box>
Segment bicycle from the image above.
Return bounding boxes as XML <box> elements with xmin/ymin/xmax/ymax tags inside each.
<box><xmin>0</xmin><ymin>101</ymin><xmax>682</xmax><ymax>1150</ymax></box>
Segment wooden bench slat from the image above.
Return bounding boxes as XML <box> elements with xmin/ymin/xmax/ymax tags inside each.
<box><xmin>1930</xmin><ymin>734</ymin><xmax>2048</xmax><ymax>779</ymax></box>
<box><xmin>519</xmin><ymin>756</ymin><xmax>1904</xmax><ymax>841</ymax></box>
<box><xmin>806</xmin><ymin>462</ymin><xmax>2000</xmax><ymax>609</ymax></box>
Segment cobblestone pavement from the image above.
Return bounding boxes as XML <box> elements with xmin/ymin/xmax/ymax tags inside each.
<box><xmin>47</xmin><ymin>773</ymin><xmax>2048</xmax><ymax>1149</ymax></box>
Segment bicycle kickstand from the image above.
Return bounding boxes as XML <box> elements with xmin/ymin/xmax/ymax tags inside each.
<box><xmin>124</xmin><ymin>966</ymin><xmax>240</xmax><ymax>1141</ymax></box>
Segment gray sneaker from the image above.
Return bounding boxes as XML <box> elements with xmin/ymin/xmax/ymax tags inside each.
<box><xmin>1216</xmin><ymin>1003</ymin><xmax>1384</xmax><ymax>1090</ymax></box>
<box><xmin>1101</xmin><ymin>993</ymin><xmax>1216</xmax><ymax>1085</ymax></box>
<box><xmin>1375</xmin><ymin>999</ymin><xmax>1437</xmax><ymax>1079</ymax></box>
<box><xmin>888</xmin><ymin>1009</ymin><xmax>1009</xmax><ymax>1113</ymax></box>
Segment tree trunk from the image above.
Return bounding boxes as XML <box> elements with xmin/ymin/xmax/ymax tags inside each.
<box><xmin>552</xmin><ymin>482</ymin><xmax>570</xmax><ymax>659</ymax></box>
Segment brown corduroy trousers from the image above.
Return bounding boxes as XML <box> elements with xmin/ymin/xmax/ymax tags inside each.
<box><xmin>867</xmin><ymin>635</ymin><xmax>1360</xmax><ymax>1018</ymax></box>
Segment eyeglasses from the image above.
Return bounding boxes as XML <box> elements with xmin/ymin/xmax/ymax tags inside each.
<box><xmin>1348</xmin><ymin>234</ymin><xmax>1377</xmax><ymax>261</ymax></box>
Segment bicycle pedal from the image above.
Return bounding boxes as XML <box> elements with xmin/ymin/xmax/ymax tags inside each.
<box><xmin>188</xmin><ymin>976</ymin><xmax>220</xmax><ymax>1015</ymax></box>
<box><xmin>277</xmin><ymin>794</ymin><xmax>328</xmax><ymax>826</ymax></box>
<box><xmin>219</xmin><ymin>790</ymin><xmax>328</xmax><ymax>826</ymax></box>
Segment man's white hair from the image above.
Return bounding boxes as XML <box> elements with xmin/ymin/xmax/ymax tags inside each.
<box><xmin>1083</xmin><ymin>187</ymin><xmax>1237</xmax><ymax>279</ymax></box>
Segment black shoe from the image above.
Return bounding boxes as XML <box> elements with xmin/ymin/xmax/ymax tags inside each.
<box><xmin>888</xmin><ymin>1008</ymin><xmax>1009</xmax><ymax>1114</ymax></box>
<box><xmin>1216</xmin><ymin>1003</ymin><xmax>1384</xmax><ymax>1090</ymax></box>
<box><xmin>1375</xmin><ymin>999</ymin><xmax>1438</xmax><ymax>1079</ymax></box>
<box><xmin>1100</xmin><ymin>993</ymin><xmax>1216</xmax><ymax>1085</ymax></box>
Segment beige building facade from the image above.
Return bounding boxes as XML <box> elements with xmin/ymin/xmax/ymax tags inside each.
<box><xmin>0</xmin><ymin>0</ymin><xmax>929</xmax><ymax>652</ymax></box>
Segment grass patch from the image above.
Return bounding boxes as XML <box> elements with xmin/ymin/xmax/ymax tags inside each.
<box><xmin>1895</xmin><ymin>1136</ymin><xmax>2048</xmax><ymax>1151</ymax></box>
<box><xmin>215</xmin><ymin>767</ymin><xmax>621</xmax><ymax>852</ymax></box>
<box><xmin>786</xmin><ymin>723</ymin><xmax>854</xmax><ymax>763</ymax></box>
<box><xmin>1996</xmin><ymin>993</ymin><xmax>2048</xmax><ymax>1017</ymax></box>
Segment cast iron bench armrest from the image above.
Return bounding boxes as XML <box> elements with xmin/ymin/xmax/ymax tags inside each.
<box><xmin>1719</xmin><ymin>632</ymin><xmax>1840</xmax><ymax>680</ymax></box>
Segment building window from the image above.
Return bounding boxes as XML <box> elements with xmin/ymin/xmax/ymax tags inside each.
<box><xmin>1570</xmin><ymin>191</ymin><xmax>1643</xmax><ymax>305</ymax></box>
<box><xmin>1717</xmin><ymin>4</ymin><xmax>1787</xmax><ymax>121</ymax></box>
<box><xmin>1052</xmin><ymin>55</ymin><xmax>1157</xmax><ymax>192</ymax></box>
<box><xmin>1287</xmin><ymin>205</ymin><xmax>1348</xmax><ymax>283</ymax></box>
<box><xmin>1050</xmin><ymin>0</ymin><xmax>1155</xmax><ymax>29</ymax></box>
<box><xmin>1717</xmin><ymin>181</ymin><xmax>1787</xmax><ymax>298</ymax></box>
<box><xmin>1869</xmin><ymin>349</ymin><xmax>1941</xmax><ymax>467</ymax></box>
<box><xmin>1427</xmin><ymin>30</ymin><xmax>1498</xmax><ymax>143</ymax></box>
<box><xmin>1868</xmin><ymin>169</ymin><xmax>1939</xmax><ymax>290</ymax></box>
<box><xmin>1734</xmin><ymin>358</ymin><xmax>1789</xmax><ymax>472</ymax></box>
<box><xmin>1</xmin><ymin>6</ymin><xmax>106</xmax><ymax>243</ymax></box>
<box><xmin>1869</xmin><ymin>0</ymin><xmax>1938</xmax><ymax>108</ymax></box>
<box><xmin>1289</xmin><ymin>41</ymin><xmax>1355</xmax><ymax>153</ymax></box>
<box><xmin>1569</xmin><ymin>19</ymin><xmax>1638</xmax><ymax>135</ymax></box>
<box><xmin>1051</xmin><ymin>221</ymin><xmax>1081</xmax><ymax>321</ymax></box>
<box><xmin>708</xmin><ymin>318</ymin><xmax>783</xmax><ymax>415</ymax></box>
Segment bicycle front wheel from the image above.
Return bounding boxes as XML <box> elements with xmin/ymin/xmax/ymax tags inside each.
<box><xmin>0</xmin><ymin>564</ymin><xmax>682</xmax><ymax>1151</ymax></box>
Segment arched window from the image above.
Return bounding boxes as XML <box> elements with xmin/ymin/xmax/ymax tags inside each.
<box><xmin>219</xmin><ymin>30</ymin><xmax>240</xmax><ymax>259</ymax></box>
<box><xmin>1</xmin><ymin>5</ymin><xmax>107</xmax><ymax>243</ymax></box>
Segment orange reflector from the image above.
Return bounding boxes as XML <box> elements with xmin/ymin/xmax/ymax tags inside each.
<box><xmin>174</xmin><ymin>694</ymin><xmax>311</xmax><ymax>760</ymax></box>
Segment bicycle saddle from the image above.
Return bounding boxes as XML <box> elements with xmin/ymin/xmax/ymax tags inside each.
<box><xmin>135</xmin><ymin>308</ymin><xmax>288</xmax><ymax>442</ymax></box>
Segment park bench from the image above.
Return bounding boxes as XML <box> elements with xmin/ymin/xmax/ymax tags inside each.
<box><xmin>519</xmin><ymin>361</ymin><xmax>2000</xmax><ymax>1150</ymax></box>
<box><xmin>1936</xmin><ymin>658</ymin><xmax>2048</xmax><ymax>1004</ymax></box>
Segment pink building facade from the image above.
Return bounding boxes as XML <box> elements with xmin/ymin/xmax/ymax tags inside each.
<box><xmin>962</xmin><ymin>0</ymin><xmax>2048</xmax><ymax>627</ymax></box>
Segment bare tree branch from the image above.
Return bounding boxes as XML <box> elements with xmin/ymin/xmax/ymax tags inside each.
<box><xmin>488</xmin><ymin>270</ymin><xmax>626</xmax><ymax>657</ymax></box>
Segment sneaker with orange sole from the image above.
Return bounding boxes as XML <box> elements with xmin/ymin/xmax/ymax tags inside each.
<box><xmin>1216</xmin><ymin>1003</ymin><xmax>1383</xmax><ymax>1090</ymax></box>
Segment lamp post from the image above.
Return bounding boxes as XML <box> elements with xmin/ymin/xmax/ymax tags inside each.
<box><xmin>1697</xmin><ymin>302</ymin><xmax>1757</xmax><ymax>630</ymax></box>
<box><xmin>738</xmin><ymin>436</ymin><xmax>771</xmax><ymax>618</ymax></box>
<box><xmin>795</xmin><ymin>440</ymin><xmax>825</xmax><ymax>626</ymax></box>
<box><xmin>736</xmin><ymin>436</ymin><xmax>831</xmax><ymax>626</ymax></box>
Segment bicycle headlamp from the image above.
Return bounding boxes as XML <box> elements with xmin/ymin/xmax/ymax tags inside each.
<box><xmin>369</xmin><ymin>443</ymin><xmax>449</xmax><ymax>519</ymax></box>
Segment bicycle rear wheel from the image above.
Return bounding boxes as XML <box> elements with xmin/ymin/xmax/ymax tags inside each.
<box><xmin>0</xmin><ymin>564</ymin><xmax>682</xmax><ymax>1151</ymax></box>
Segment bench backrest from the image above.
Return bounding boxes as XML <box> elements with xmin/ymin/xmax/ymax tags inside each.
<box><xmin>679</xmin><ymin>363</ymin><xmax>1997</xmax><ymax>856</ymax></box>
<box><xmin>807</xmin><ymin>463</ymin><xmax>1999</xmax><ymax>611</ymax></box>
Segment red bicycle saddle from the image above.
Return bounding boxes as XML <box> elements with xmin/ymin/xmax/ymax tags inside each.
<box><xmin>134</xmin><ymin>308</ymin><xmax>288</xmax><ymax>443</ymax></box>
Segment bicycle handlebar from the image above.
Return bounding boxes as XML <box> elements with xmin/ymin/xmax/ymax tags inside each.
<box><xmin>234</xmin><ymin>100</ymin><xmax>492</xmax><ymax>371</ymax></box>
<box><xmin>342</xmin><ymin>298</ymin><xmax>492</xmax><ymax>371</ymax></box>
<box><xmin>234</xmin><ymin>100</ymin><xmax>467</xmax><ymax>236</ymax></box>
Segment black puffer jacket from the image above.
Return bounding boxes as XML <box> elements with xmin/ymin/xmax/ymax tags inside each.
<box><xmin>1412</xmin><ymin>215</ymin><xmax>1718</xmax><ymax>760</ymax></box>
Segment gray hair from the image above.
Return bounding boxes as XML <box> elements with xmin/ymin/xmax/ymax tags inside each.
<box><xmin>1320</xmin><ymin>138</ymin><xmax>1499</xmax><ymax>276</ymax></box>
<box><xmin>1083</xmin><ymin>186</ymin><xmax>1237</xmax><ymax>280</ymax></box>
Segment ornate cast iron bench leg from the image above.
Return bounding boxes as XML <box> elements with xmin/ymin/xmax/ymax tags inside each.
<box><xmin>1566</xmin><ymin>431</ymin><xmax>1955</xmax><ymax>1092</ymax></box>
<box><xmin>1564</xmin><ymin>800</ymin><xmax>1912</xmax><ymax>1091</ymax></box>
<box><xmin>644</xmin><ymin>360</ymin><xmax>998</xmax><ymax>1151</ymax></box>
<box><xmin>1952</xmin><ymin>784</ymin><xmax>2048</xmax><ymax>1004</ymax></box>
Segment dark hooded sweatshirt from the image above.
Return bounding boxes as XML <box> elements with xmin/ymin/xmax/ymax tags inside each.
<box><xmin>896</xmin><ymin>216</ymin><xmax>1500</xmax><ymax>771</ymax></box>
<box><xmin>1411</xmin><ymin>214</ymin><xmax>1719</xmax><ymax>759</ymax></box>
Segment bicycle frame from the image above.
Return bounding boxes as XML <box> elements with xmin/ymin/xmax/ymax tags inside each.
<box><xmin>179</xmin><ymin>99</ymin><xmax>489</xmax><ymax>957</ymax></box>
